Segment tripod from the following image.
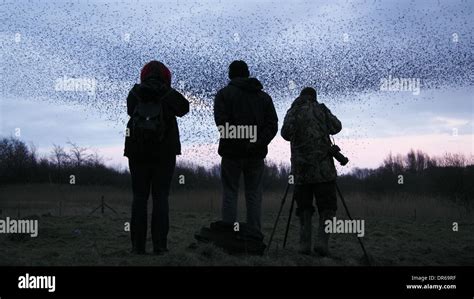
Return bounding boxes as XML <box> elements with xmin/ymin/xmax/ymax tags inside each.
<box><xmin>266</xmin><ymin>183</ymin><xmax>291</xmax><ymax>252</ymax></box>
<box><xmin>89</xmin><ymin>195</ymin><xmax>119</xmax><ymax>216</ymax></box>
<box><xmin>335</xmin><ymin>183</ymin><xmax>371</xmax><ymax>265</ymax></box>
<box><xmin>268</xmin><ymin>181</ymin><xmax>371</xmax><ymax>266</ymax></box>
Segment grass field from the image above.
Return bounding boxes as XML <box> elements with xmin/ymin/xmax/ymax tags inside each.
<box><xmin>0</xmin><ymin>184</ymin><xmax>473</xmax><ymax>266</ymax></box>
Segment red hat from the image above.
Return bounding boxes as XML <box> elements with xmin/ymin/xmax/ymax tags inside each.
<box><xmin>140</xmin><ymin>60</ymin><xmax>171</xmax><ymax>87</ymax></box>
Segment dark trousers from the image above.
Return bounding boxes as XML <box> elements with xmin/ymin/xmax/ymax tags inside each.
<box><xmin>294</xmin><ymin>181</ymin><xmax>338</xmax><ymax>217</ymax></box>
<box><xmin>221</xmin><ymin>157</ymin><xmax>264</xmax><ymax>231</ymax></box>
<box><xmin>129</xmin><ymin>155</ymin><xmax>176</xmax><ymax>252</ymax></box>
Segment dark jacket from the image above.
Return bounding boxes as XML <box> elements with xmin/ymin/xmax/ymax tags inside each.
<box><xmin>281</xmin><ymin>95</ymin><xmax>342</xmax><ymax>184</ymax></box>
<box><xmin>214</xmin><ymin>77</ymin><xmax>278</xmax><ymax>159</ymax></box>
<box><xmin>124</xmin><ymin>78</ymin><xmax>189</xmax><ymax>160</ymax></box>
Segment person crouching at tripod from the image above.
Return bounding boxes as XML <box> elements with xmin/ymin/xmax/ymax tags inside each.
<box><xmin>281</xmin><ymin>87</ymin><xmax>342</xmax><ymax>256</ymax></box>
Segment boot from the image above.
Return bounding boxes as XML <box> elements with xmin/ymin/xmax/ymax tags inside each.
<box><xmin>298</xmin><ymin>210</ymin><xmax>312</xmax><ymax>255</ymax></box>
<box><xmin>314</xmin><ymin>209</ymin><xmax>336</xmax><ymax>257</ymax></box>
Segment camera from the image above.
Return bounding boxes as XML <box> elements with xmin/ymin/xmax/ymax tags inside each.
<box><xmin>328</xmin><ymin>144</ymin><xmax>349</xmax><ymax>166</ymax></box>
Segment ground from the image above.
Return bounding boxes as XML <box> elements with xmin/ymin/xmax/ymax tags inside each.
<box><xmin>0</xmin><ymin>184</ymin><xmax>473</xmax><ymax>266</ymax></box>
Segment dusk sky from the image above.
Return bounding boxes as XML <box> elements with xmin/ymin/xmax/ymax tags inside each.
<box><xmin>1</xmin><ymin>0</ymin><xmax>472</xmax><ymax>172</ymax></box>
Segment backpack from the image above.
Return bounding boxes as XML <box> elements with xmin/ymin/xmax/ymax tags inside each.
<box><xmin>128</xmin><ymin>87</ymin><xmax>170</xmax><ymax>152</ymax></box>
<box><xmin>195</xmin><ymin>221</ymin><xmax>266</xmax><ymax>255</ymax></box>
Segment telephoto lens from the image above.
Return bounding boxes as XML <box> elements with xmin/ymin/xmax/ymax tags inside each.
<box><xmin>329</xmin><ymin>145</ymin><xmax>349</xmax><ymax>166</ymax></box>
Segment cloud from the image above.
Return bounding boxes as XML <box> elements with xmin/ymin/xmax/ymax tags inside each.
<box><xmin>2</xmin><ymin>87</ymin><xmax>472</xmax><ymax>173</ymax></box>
<box><xmin>432</xmin><ymin>116</ymin><xmax>470</xmax><ymax>128</ymax></box>
<box><xmin>0</xmin><ymin>97</ymin><xmax>123</xmax><ymax>148</ymax></box>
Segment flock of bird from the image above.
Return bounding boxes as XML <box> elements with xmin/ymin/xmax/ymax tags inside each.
<box><xmin>1</xmin><ymin>0</ymin><xmax>472</xmax><ymax>165</ymax></box>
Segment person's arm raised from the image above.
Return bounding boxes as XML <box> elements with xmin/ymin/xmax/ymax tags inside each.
<box><xmin>321</xmin><ymin>103</ymin><xmax>342</xmax><ymax>135</ymax></box>
<box><xmin>281</xmin><ymin>107</ymin><xmax>296</xmax><ymax>142</ymax></box>
<box><xmin>126</xmin><ymin>84</ymin><xmax>140</xmax><ymax>116</ymax></box>
<box><xmin>258</xmin><ymin>94</ymin><xmax>279</xmax><ymax>146</ymax></box>
<box><xmin>162</xmin><ymin>89</ymin><xmax>190</xmax><ymax>117</ymax></box>
<box><xmin>213</xmin><ymin>89</ymin><xmax>230</xmax><ymax>126</ymax></box>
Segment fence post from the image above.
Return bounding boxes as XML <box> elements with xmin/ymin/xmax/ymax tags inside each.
<box><xmin>58</xmin><ymin>200</ymin><xmax>62</xmax><ymax>217</ymax></box>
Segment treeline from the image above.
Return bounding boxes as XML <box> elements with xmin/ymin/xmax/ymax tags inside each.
<box><xmin>1</xmin><ymin>137</ymin><xmax>472</xmax><ymax>202</ymax></box>
<box><xmin>0</xmin><ymin>138</ymin><xmax>130</xmax><ymax>187</ymax></box>
<box><xmin>173</xmin><ymin>161</ymin><xmax>290</xmax><ymax>192</ymax></box>
<box><xmin>0</xmin><ymin>137</ymin><xmax>288</xmax><ymax>191</ymax></box>
<box><xmin>339</xmin><ymin>150</ymin><xmax>474</xmax><ymax>203</ymax></box>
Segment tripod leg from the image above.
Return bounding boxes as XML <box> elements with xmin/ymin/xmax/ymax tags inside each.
<box><xmin>267</xmin><ymin>183</ymin><xmax>290</xmax><ymax>253</ymax></box>
<box><xmin>103</xmin><ymin>202</ymin><xmax>119</xmax><ymax>215</ymax></box>
<box><xmin>335</xmin><ymin>182</ymin><xmax>371</xmax><ymax>266</ymax></box>
<box><xmin>89</xmin><ymin>205</ymin><xmax>101</xmax><ymax>216</ymax></box>
<box><xmin>283</xmin><ymin>193</ymin><xmax>296</xmax><ymax>248</ymax></box>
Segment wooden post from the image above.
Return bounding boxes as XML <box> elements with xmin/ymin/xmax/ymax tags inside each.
<box><xmin>210</xmin><ymin>195</ymin><xmax>213</xmax><ymax>218</ymax></box>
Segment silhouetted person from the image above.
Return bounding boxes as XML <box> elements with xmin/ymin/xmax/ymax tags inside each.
<box><xmin>281</xmin><ymin>87</ymin><xmax>342</xmax><ymax>256</ymax></box>
<box><xmin>124</xmin><ymin>60</ymin><xmax>189</xmax><ymax>255</ymax></box>
<box><xmin>214</xmin><ymin>60</ymin><xmax>278</xmax><ymax>232</ymax></box>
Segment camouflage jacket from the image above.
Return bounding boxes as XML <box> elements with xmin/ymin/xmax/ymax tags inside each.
<box><xmin>281</xmin><ymin>95</ymin><xmax>342</xmax><ymax>184</ymax></box>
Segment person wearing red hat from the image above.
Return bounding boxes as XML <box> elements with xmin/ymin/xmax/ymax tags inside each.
<box><xmin>140</xmin><ymin>60</ymin><xmax>172</xmax><ymax>87</ymax></box>
<box><xmin>124</xmin><ymin>60</ymin><xmax>189</xmax><ymax>255</ymax></box>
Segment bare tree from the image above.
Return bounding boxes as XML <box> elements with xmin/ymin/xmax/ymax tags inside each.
<box><xmin>439</xmin><ymin>153</ymin><xmax>466</xmax><ymax>167</ymax></box>
<box><xmin>50</xmin><ymin>144</ymin><xmax>69</xmax><ymax>170</ymax></box>
<box><xmin>26</xmin><ymin>141</ymin><xmax>40</xmax><ymax>168</ymax></box>
<box><xmin>66</xmin><ymin>141</ymin><xmax>91</xmax><ymax>167</ymax></box>
<box><xmin>405</xmin><ymin>149</ymin><xmax>417</xmax><ymax>173</ymax></box>
<box><xmin>351</xmin><ymin>167</ymin><xmax>371</xmax><ymax>179</ymax></box>
<box><xmin>383</xmin><ymin>152</ymin><xmax>395</xmax><ymax>173</ymax></box>
<box><xmin>383</xmin><ymin>152</ymin><xmax>405</xmax><ymax>174</ymax></box>
<box><xmin>87</xmin><ymin>149</ymin><xmax>104</xmax><ymax>167</ymax></box>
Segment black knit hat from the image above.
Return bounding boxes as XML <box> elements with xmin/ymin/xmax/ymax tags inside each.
<box><xmin>300</xmin><ymin>87</ymin><xmax>317</xmax><ymax>99</ymax></box>
<box><xmin>228</xmin><ymin>60</ymin><xmax>250</xmax><ymax>79</ymax></box>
